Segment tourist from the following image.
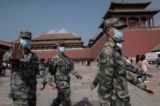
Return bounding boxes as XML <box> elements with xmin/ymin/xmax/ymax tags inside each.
<box><xmin>140</xmin><ymin>55</ymin><xmax>151</xmax><ymax>83</ymax></box>
<box><xmin>135</xmin><ymin>55</ymin><xmax>142</xmax><ymax>80</ymax></box>
<box><xmin>97</xmin><ymin>59</ymin><xmax>99</xmax><ymax>67</ymax></box>
<box><xmin>155</xmin><ymin>54</ymin><xmax>160</xmax><ymax>69</ymax></box>
<box><xmin>125</xmin><ymin>56</ymin><xmax>131</xmax><ymax>63</ymax></box>
<box><xmin>86</xmin><ymin>60</ymin><xmax>91</xmax><ymax>69</ymax></box>
<box><xmin>1</xmin><ymin>68</ymin><xmax>5</xmax><ymax>76</ymax></box>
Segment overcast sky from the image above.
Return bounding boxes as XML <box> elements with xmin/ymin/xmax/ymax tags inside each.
<box><xmin>0</xmin><ymin>0</ymin><xmax>160</xmax><ymax>45</ymax></box>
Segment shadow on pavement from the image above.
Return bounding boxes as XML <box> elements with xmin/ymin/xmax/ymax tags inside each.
<box><xmin>73</xmin><ymin>97</ymin><xmax>94</xmax><ymax>106</ymax></box>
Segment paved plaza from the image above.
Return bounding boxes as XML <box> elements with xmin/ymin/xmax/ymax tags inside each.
<box><xmin>0</xmin><ymin>64</ymin><xmax>160</xmax><ymax>106</ymax></box>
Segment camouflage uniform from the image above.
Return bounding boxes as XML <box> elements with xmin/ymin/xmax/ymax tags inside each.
<box><xmin>49</xmin><ymin>41</ymin><xmax>79</xmax><ymax>106</ymax></box>
<box><xmin>92</xmin><ymin>18</ymin><xmax>147</xmax><ymax>106</ymax></box>
<box><xmin>3</xmin><ymin>31</ymin><xmax>53</xmax><ymax>106</ymax></box>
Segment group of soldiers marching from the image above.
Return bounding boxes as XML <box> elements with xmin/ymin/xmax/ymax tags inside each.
<box><xmin>2</xmin><ymin>18</ymin><xmax>154</xmax><ymax>106</ymax></box>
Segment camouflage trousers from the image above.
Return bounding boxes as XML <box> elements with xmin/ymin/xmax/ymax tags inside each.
<box><xmin>50</xmin><ymin>88</ymin><xmax>71</xmax><ymax>106</ymax></box>
<box><xmin>99</xmin><ymin>96</ymin><xmax>131</xmax><ymax>106</ymax></box>
<box><xmin>12</xmin><ymin>97</ymin><xmax>36</xmax><ymax>106</ymax></box>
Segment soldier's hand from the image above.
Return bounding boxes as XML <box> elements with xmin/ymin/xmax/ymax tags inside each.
<box><xmin>10</xmin><ymin>41</ymin><xmax>24</xmax><ymax>59</ymax></box>
<box><xmin>40</xmin><ymin>85</ymin><xmax>45</xmax><ymax>91</ymax></box>
<box><xmin>146</xmin><ymin>72</ymin><xmax>153</xmax><ymax>78</ymax></box>
<box><xmin>90</xmin><ymin>84</ymin><xmax>96</xmax><ymax>90</ymax></box>
<box><xmin>76</xmin><ymin>74</ymin><xmax>83</xmax><ymax>79</ymax></box>
<box><xmin>145</xmin><ymin>87</ymin><xmax>154</xmax><ymax>96</ymax></box>
<box><xmin>50</xmin><ymin>82</ymin><xmax>56</xmax><ymax>89</ymax></box>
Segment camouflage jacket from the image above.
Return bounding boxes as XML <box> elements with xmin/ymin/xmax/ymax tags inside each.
<box><xmin>48</xmin><ymin>53</ymin><xmax>79</xmax><ymax>89</ymax></box>
<box><xmin>92</xmin><ymin>41</ymin><xmax>146</xmax><ymax>100</ymax></box>
<box><xmin>3</xmin><ymin>50</ymin><xmax>53</xmax><ymax>99</ymax></box>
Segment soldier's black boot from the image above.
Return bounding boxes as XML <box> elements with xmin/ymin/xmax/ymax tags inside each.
<box><xmin>50</xmin><ymin>97</ymin><xmax>61</xmax><ymax>106</ymax></box>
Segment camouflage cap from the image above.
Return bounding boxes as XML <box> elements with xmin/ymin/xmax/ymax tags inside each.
<box><xmin>100</xmin><ymin>18</ymin><xmax>127</xmax><ymax>30</ymax></box>
<box><xmin>56</xmin><ymin>40</ymin><xmax>65</xmax><ymax>46</ymax></box>
<box><xmin>19</xmin><ymin>31</ymin><xmax>32</xmax><ymax>39</ymax></box>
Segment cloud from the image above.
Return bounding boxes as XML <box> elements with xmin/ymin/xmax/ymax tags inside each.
<box><xmin>47</xmin><ymin>28</ymin><xmax>69</xmax><ymax>34</ymax></box>
<box><xmin>57</xmin><ymin>29</ymin><xmax>69</xmax><ymax>33</ymax></box>
<box><xmin>47</xmin><ymin>28</ymin><xmax>77</xmax><ymax>36</ymax></box>
<box><xmin>47</xmin><ymin>29</ymin><xmax>58</xmax><ymax>34</ymax></box>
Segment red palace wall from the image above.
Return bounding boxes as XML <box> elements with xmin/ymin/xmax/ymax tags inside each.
<box><xmin>90</xmin><ymin>35</ymin><xmax>107</xmax><ymax>60</ymax></box>
<box><xmin>35</xmin><ymin>50</ymin><xmax>90</xmax><ymax>61</ymax></box>
<box><xmin>35</xmin><ymin>51</ymin><xmax>57</xmax><ymax>61</ymax></box>
<box><xmin>30</xmin><ymin>29</ymin><xmax>160</xmax><ymax>61</ymax></box>
<box><xmin>35</xmin><ymin>35</ymin><xmax>108</xmax><ymax>61</ymax></box>
<box><xmin>1</xmin><ymin>30</ymin><xmax>160</xmax><ymax>61</ymax></box>
<box><xmin>122</xmin><ymin>30</ymin><xmax>160</xmax><ymax>57</ymax></box>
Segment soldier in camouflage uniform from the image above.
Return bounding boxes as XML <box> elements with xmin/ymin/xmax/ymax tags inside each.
<box><xmin>40</xmin><ymin>40</ymin><xmax>83</xmax><ymax>106</ymax></box>
<box><xmin>90</xmin><ymin>18</ymin><xmax>154</xmax><ymax>106</ymax></box>
<box><xmin>3</xmin><ymin>31</ymin><xmax>54</xmax><ymax>106</ymax></box>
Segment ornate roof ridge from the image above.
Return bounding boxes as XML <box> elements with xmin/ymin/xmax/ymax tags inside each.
<box><xmin>33</xmin><ymin>32</ymin><xmax>81</xmax><ymax>41</ymax></box>
<box><xmin>111</xmin><ymin>0</ymin><xmax>151</xmax><ymax>4</ymax></box>
<box><xmin>31</xmin><ymin>40</ymin><xmax>84</xmax><ymax>45</ymax></box>
<box><xmin>108</xmin><ymin>9</ymin><xmax>160</xmax><ymax>12</ymax></box>
<box><xmin>42</xmin><ymin>32</ymin><xmax>72</xmax><ymax>35</ymax></box>
<box><xmin>123</xmin><ymin>26</ymin><xmax>160</xmax><ymax>31</ymax></box>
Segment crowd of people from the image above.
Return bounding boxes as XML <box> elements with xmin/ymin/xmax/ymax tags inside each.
<box><xmin>0</xmin><ymin>61</ymin><xmax>11</xmax><ymax>76</ymax></box>
<box><xmin>123</xmin><ymin>54</ymin><xmax>160</xmax><ymax>83</ymax></box>
<box><xmin>135</xmin><ymin>55</ymin><xmax>151</xmax><ymax>83</ymax></box>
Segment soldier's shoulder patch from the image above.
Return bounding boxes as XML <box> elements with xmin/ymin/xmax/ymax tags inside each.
<box><xmin>99</xmin><ymin>45</ymin><xmax>114</xmax><ymax>64</ymax></box>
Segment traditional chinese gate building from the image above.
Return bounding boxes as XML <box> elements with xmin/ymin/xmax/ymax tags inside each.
<box><xmin>97</xmin><ymin>0</ymin><xmax>160</xmax><ymax>56</ymax></box>
<box><xmin>0</xmin><ymin>0</ymin><xmax>160</xmax><ymax>61</ymax></box>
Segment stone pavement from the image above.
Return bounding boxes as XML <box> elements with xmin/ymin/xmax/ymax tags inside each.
<box><xmin>0</xmin><ymin>64</ymin><xmax>160</xmax><ymax>106</ymax></box>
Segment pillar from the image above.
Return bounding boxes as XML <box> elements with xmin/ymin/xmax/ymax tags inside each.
<box><xmin>138</xmin><ymin>17</ymin><xmax>141</xmax><ymax>27</ymax></box>
<box><xmin>147</xmin><ymin>17</ymin><xmax>150</xmax><ymax>27</ymax></box>
<box><xmin>152</xmin><ymin>17</ymin><xmax>155</xmax><ymax>27</ymax></box>
<box><xmin>126</xmin><ymin>17</ymin><xmax>129</xmax><ymax>26</ymax></box>
<box><xmin>149</xmin><ymin>18</ymin><xmax>151</xmax><ymax>27</ymax></box>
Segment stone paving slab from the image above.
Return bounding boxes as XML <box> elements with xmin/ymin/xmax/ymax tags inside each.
<box><xmin>0</xmin><ymin>64</ymin><xmax>160</xmax><ymax>106</ymax></box>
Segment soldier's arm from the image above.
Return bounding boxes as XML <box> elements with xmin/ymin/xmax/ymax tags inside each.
<box><xmin>39</xmin><ymin>63</ymin><xmax>53</xmax><ymax>86</ymax></box>
<box><xmin>92</xmin><ymin>71</ymin><xmax>100</xmax><ymax>87</ymax></box>
<box><xmin>125</xmin><ymin>61</ymin><xmax>146</xmax><ymax>75</ymax></box>
<box><xmin>48</xmin><ymin>58</ymin><xmax>57</xmax><ymax>76</ymax></box>
<box><xmin>70</xmin><ymin>60</ymin><xmax>79</xmax><ymax>76</ymax></box>
<box><xmin>126</xmin><ymin>72</ymin><xmax>146</xmax><ymax>90</ymax></box>
<box><xmin>92</xmin><ymin>45</ymin><xmax>115</xmax><ymax>87</ymax></box>
<box><xmin>33</xmin><ymin>54</ymin><xmax>53</xmax><ymax>86</ymax></box>
<box><xmin>127</xmin><ymin>72</ymin><xmax>155</xmax><ymax>95</ymax></box>
<box><xmin>2</xmin><ymin>51</ymin><xmax>18</xmax><ymax>64</ymax></box>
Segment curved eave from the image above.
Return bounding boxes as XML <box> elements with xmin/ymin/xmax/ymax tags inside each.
<box><xmin>108</xmin><ymin>9</ymin><xmax>160</xmax><ymax>13</ymax></box>
<box><xmin>103</xmin><ymin>1</ymin><xmax>152</xmax><ymax>19</ymax></box>
<box><xmin>103</xmin><ymin>9</ymin><xmax>160</xmax><ymax>19</ymax></box>
<box><xmin>31</xmin><ymin>41</ymin><xmax>84</xmax><ymax>46</ymax></box>
<box><xmin>32</xmin><ymin>37</ymin><xmax>81</xmax><ymax>41</ymax></box>
<box><xmin>111</xmin><ymin>1</ymin><xmax>151</xmax><ymax>5</ymax></box>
